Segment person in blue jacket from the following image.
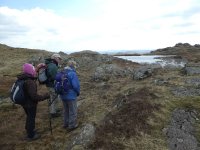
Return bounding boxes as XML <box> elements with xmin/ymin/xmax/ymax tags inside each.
<box><xmin>60</xmin><ymin>60</ymin><xmax>80</xmax><ymax>131</ymax></box>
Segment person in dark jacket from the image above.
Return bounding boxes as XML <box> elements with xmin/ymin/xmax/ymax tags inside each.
<box><xmin>60</xmin><ymin>60</ymin><xmax>80</xmax><ymax>131</ymax></box>
<box><xmin>45</xmin><ymin>54</ymin><xmax>62</xmax><ymax>118</ymax></box>
<box><xmin>20</xmin><ymin>63</ymin><xmax>50</xmax><ymax>141</ymax></box>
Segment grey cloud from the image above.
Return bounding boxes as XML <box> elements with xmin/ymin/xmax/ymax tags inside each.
<box><xmin>0</xmin><ymin>14</ymin><xmax>30</xmax><ymax>40</ymax></box>
<box><xmin>0</xmin><ymin>14</ymin><xmax>17</xmax><ymax>25</ymax></box>
<box><xmin>0</xmin><ymin>26</ymin><xmax>29</xmax><ymax>40</ymax></box>
<box><xmin>0</xmin><ymin>34</ymin><xmax>10</xmax><ymax>39</ymax></box>
<box><xmin>0</xmin><ymin>14</ymin><xmax>25</xmax><ymax>28</ymax></box>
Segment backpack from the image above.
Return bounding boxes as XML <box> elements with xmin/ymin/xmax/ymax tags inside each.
<box><xmin>54</xmin><ymin>71</ymin><xmax>71</xmax><ymax>94</ymax></box>
<box><xmin>36</xmin><ymin>63</ymin><xmax>48</xmax><ymax>84</ymax></box>
<box><xmin>10</xmin><ymin>79</ymin><xmax>26</xmax><ymax>105</ymax></box>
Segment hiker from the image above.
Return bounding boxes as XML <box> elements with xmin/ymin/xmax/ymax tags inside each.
<box><xmin>60</xmin><ymin>60</ymin><xmax>80</xmax><ymax>131</ymax></box>
<box><xmin>19</xmin><ymin>63</ymin><xmax>50</xmax><ymax>141</ymax></box>
<box><xmin>45</xmin><ymin>53</ymin><xmax>62</xmax><ymax>118</ymax></box>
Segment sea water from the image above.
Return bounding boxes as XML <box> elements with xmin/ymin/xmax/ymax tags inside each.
<box><xmin>116</xmin><ymin>55</ymin><xmax>165</xmax><ymax>63</ymax></box>
<box><xmin>116</xmin><ymin>55</ymin><xmax>186</xmax><ymax>68</ymax></box>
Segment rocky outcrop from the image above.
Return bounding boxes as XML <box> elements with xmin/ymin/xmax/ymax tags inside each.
<box><xmin>150</xmin><ymin>43</ymin><xmax>200</xmax><ymax>62</ymax></box>
<box><xmin>71</xmin><ymin>51</ymin><xmax>114</xmax><ymax>70</ymax></box>
<box><xmin>185</xmin><ymin>78</ymin><xmax>200</xmax><ymax>87</ymax></box>
<box><xmin>157</xmin><ymin>56</ymin><xmax>187</xmax><ymax>69</ymax></box>
<box><xmin>92</xmin><ymin>64</ymin><xmax>133</xmax><ymax>81</ymax></box>
<box><xmin>163</xmin><ymin>109</ymin><xmax>199</xmax><ymax>150</ymax></box>
<box><xmin>183</xmin><ymin>63</ymin><xmax>200</xmax><ymax>75</ymax></box>
<box><xmin>133</xmin><ymin>66</ymin><xmax>153</xmax><ymax>80</ymax></box>
<box><xmin>66</xmin><ymin>124</ymin><xmax>96</xmax><ymax>150</ymax></box>
<box><xmin>92</xmin><ymin>65</ymin><xmax>110</xmax><ymax>81</ymax></box>
<box><xmin>175</xmin><ymin>43</ymin><xmax>192</xmax><ymax>48</ymax></box>
<box><xmin>171</xmin><ymin>87</ymin><xmax>200</xmax><ymax>97</ymax></box>
<box><xmin>154</xmin><ymin>78</ymin><xmax>169</xmax><ymax>85</ymax></box>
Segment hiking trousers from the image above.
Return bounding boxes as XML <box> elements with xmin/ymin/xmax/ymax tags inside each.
<box><xmin>22</xmin><ymin>106</ymin><xmax>37</xmax><ymax>138</ymax></box>
<box><xmin>62</xmin><ymin>100</ymin><xmax>77</xmax><ymax>128</ymax></box>
<box><xmin>48</xmin><ymin>87</ymin><xmax>60</xmax><ymax>114</ymax></box>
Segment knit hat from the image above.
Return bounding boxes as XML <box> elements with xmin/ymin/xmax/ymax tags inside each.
<box><xmin>22</xmin><ymin>63</ymin><xmax>36</xmax><ymax>77</ymax></box>
<box><xmin>51</xmin><ymin>54</ymin><xmax>62</xmax><ymax>60</ymax></box>
<box><xmin>67</xmin><ymin>60</ymin><xmax>77</xmax><ymax>68</ymax></box>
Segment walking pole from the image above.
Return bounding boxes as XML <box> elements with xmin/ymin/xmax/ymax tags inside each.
<box><xmin>47</xmin><ymin>94</ymin><xmax>58</xmax><ymax>135</ymax></box>
<box><xmin>47</xmin><ymin>99</ymin><xmax>53</xmax><ymax>135</ymax></box>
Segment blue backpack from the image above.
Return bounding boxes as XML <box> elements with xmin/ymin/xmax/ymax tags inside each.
<box><xmin>10</xmin><ymin>79</ymin><xmax>26</xmax><ymax>105</ymax></box>
<box><xmin>54</xmin><ymin>71</ymin><xmax>71</xmax><ymax>94</ymax></box>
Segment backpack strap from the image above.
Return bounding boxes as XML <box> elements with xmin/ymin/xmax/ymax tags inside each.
<box><xmin>65</xmin><ymin>70</ymin><xmax>73</xmax><ymax>89</ymax></box>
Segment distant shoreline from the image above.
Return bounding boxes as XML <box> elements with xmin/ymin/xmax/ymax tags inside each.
<box><xmin>100</xmin><ymin>50</ymin><xmax>152</xmax><ymax>55</ymax></box>
<box><xmin>112</xmin><ymin>53</ymin><xmax>141</xmax><ymax>56</ymax></box>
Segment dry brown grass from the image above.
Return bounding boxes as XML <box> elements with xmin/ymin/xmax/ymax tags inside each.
<box><xmin>88</xmin><ymin>88</ymin><xmax>161</xmax><ymax>150</ymax></box>
<box><xmin>1</xmin><ymin>43</ymin><xmax>200</xmax><ymax>149</ymax></box>
<box><xmin>0</xmin><ymin>45</ymin><xmax>52</xmax><ymax>76</ymax></box>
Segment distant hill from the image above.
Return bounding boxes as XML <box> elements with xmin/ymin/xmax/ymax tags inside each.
<box><xmin>0</xmin><ymin>43</ymin><xmax>54</xmax><ymax>76</ymax></box>
<box><xmin>150</xmin><ymin>43</ymin><xmax>200</xmax><ymax>62</ymax></box>
<box><xmin>100</xmin><ymin>49</ymin><xmax>152</xmax><ymax>55</ymax></box>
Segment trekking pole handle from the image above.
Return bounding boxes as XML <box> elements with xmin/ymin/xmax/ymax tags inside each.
<box><xmin>48</xmin><ymin>94</ymin><xmax>59</xmax><ymax>106</ymax></box>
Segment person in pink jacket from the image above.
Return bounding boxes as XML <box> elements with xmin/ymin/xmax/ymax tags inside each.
<box><xmin>19</xmin><ymin>63</ymin><xmax>49</xmax><ymax>141</ymax></box>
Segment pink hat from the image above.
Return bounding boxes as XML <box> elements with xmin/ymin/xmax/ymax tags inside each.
<box><xmin>22</xmin><ymin>63</ymin><xmax>36</xmax><ymax>77</ymax></box>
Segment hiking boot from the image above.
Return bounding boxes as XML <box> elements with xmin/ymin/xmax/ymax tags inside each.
<box><xmin>67</xmin><ymin>124</ymin><xmax>79</xmax><ymax>132</ymax></box>
<box><xmin>50</xmin><ymin>113</ymin><xmax>60</xmax><ymax>118</ymax></box>
<box><xmin>56</xmin><ymin>109</ymin><xmax>62</xmax><ymax>113</ymax></box>
<box><xmin>25</xmin><ymin>133</ymin><xmax>41</xmax><ymax>142</ymax></box>
<box><xmin>63</xmin><ymin>125</ymin><xmax>68</xmax><ymax>129</ymax></box>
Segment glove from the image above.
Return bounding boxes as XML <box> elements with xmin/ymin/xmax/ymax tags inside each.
<box><xmin>43</xmin><ymin>93</ymin><xmax>50</xmax><ymax>100</ymax></box>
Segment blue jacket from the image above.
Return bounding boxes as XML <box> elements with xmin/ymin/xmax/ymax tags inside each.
<box><xmin>60</xmin><ymin>67</ymin><xmax>80</xmax><ymax>101</ymax></box>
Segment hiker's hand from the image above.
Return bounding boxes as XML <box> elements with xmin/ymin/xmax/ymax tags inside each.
<box><xmin>44</xmin><ymin>93</ymin><xmax>50</xmax><ymax>100</ymax></box>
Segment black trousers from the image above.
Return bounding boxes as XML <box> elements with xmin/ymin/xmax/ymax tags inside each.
<box><xmin>23</xmin><ymin>106</ymin><xmax>37</xmax><ymax>138</ymax></box>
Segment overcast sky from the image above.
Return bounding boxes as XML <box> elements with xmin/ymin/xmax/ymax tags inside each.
<box><xmin>0</xmin><ymin>0</ymin><xmax>200</xmax><ymax>53</ymax></box>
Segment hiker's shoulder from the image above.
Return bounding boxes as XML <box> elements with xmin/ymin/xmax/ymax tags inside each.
<box><xmin>45</xmin><ymin>58</ymin><xmax>57</xmax><ymax>65</ymax></box>
<box><xmin>24</xmin><ymin>79</ymin><xmax>36</xmax><ymax>90</ymax></box>
<box><xmin>17</xmin><ymin>73</ymin><xmax>35</xmax><ymax>80</ymax></box>
<box><xmin>18</xmin><ymin>75</ymin><xmax>36</xmax><ymax>89</ymax></box>
<box><xmin>47</xmin><ymin>62</ymin><xmax>57</xmax><ymax>69</ymax></box>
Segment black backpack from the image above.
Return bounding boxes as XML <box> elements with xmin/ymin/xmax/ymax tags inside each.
<box><xmin>10</xmin><ymin>79</ymin><xmax>26</xmax><ymax>105</ymax></box>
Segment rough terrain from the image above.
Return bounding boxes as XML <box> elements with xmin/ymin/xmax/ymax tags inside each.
<box><xmin>0</xmin><ymin>43</ymin><xmax>200</xmax><ymax>150</ymax></box>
